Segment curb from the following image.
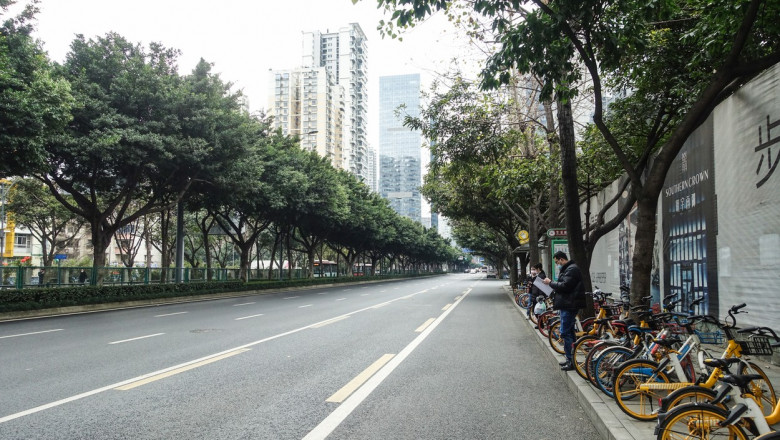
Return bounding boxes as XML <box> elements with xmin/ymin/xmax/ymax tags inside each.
<box><xmin>504</xmin><ymin>286</ymin><xmax>651</xmax><ymax>440</ymax></box>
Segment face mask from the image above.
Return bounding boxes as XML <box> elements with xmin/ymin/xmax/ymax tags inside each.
<box><xmin>556</xmin><ymin>264</ymin><xmax>562</xmax><ymax>271</ymax></box>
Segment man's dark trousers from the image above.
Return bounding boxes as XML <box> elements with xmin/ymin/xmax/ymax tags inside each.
<box><xmin>560</xmin><ymin>309</ymin><xmax>577</xmax><ymax>364</ymax></box>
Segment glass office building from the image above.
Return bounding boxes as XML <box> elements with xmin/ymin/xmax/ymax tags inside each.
<box><xmin>379</xmin><ymin>74</ymin><xmax>422</xmax><ymax>223</ymax></box>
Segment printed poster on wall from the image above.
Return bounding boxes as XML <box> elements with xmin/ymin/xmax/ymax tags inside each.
<box><xmin>661</xmin><ymin>117</ymin><xmax>718</xmax><ymax>316</ymax></box>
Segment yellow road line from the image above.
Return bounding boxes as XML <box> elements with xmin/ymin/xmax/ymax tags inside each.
<box><xmin>441</xmin><ymin>303</ymin><xmax>452</xmax><ymax>311</ymax></box>
<box><xmin>310</xmin><ymin>316</ymin><xmax>349</xmax><ymax>328</ymax></box>
<box><xmin>415</xmin><ymin>318</ymin><xmax>436</xmax><ymax>333</ymax></box>
<box><xmin>115</xmin><ymin>349</ymin><xmax>249</xmax><ymax>391</ymax></box>
<box><xmin>326</xmin><ymin>354</ymin><xmax>395</xmax><ymax>403</ymax></box>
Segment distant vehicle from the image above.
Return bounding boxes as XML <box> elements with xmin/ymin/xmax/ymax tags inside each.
<box><xmin>314</xmin><ymin>260</ymin><xmax>338</xmax><ymax>277</ymax></box>
<box><xmin>486</xmin><ymin>269</ymin><xmax>498</xmax><ymax>279</ymax></box>
<box><xmin>464</xmin><ymin>268</ymin><xmax>471</xmax><ymax>273</ymax></box>
<box><xmin>470</xmin><ymin>268</ymin><xmax>477</xmax><ymax>274</ymax></box>
<box><xmin>353</xmin><ymin>263</ymin><xmax>372</xmax><ymax>276</ymax></box>
<box><xmin>480</xmin><ymin>267</ymin><xmax>487</xmax><ymax>273</ymax></box>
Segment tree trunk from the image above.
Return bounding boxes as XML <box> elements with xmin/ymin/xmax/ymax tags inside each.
<box><xmin>90</xmin><ymin>223</ymin><xmax>110</xmax><ymax>285</ymax></box>
<box><xmin>285</xmin><ymin>229</ymin><xmax>293</xmax><ymax>280</ymax></box>
<box><xmin>238</xmin><ymin>242</ymin><xmax>251</xmax><ymax>282</ymax></box>
<box><xmin>145</xmin><ymin>215</ymin><xmax>152</xmax><ymax>269</ymax></box>
<box><xmin>159</xmin><ymin>209</ymin><xmax>172</xmax><ymax>282</ymax></box>
<box><xmin>201</xmin><ymin>220</ymin><xmax>213</xmax><ymax>281</ymax></box>
<box><xmin>307</xmin><ymin>249</ymin><xmax>315</xmax><ymax>279</ymax></box>
<box><xmin>629</xmin><ymin>195</ymin><xmax>657</xmax><ymax>313</ymax></box>
<box><xmin>557</xmin><ymin>96</ymin><xmax>594</xmax><ymax>315</ymax></box>
<box><xmin>528</xmin><ymin>205</ymin><xmax>540</xmax><ymax>268</ymax></box>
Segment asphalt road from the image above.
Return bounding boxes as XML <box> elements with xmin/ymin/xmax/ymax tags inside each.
<box><xmin>0</xmin><ymin>274</ymin><xmax>600</xmax><ymax>439</ymax></box>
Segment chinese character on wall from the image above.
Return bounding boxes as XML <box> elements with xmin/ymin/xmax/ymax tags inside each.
<box><xmin>755</xmin><ymin>114</ymin><xmax>780</xmax><ymax>188</ymax></box>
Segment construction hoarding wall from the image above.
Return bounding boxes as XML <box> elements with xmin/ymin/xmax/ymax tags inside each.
<box><xmin>714</xmin><ymin>63</ymin><xmax>780</xmax><ymax>328</ymax></box>
<box><xmin>586</xmin><ymin>63</ymin><xmax>779</xmax><ymax>328</ymax></box>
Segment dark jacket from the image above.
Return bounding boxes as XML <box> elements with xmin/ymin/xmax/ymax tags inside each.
<box><xmin>550</xmin><ymin>261</ymin><xmax>586</xmax><ymax>311</ymax></box>
<box><xmin>530</xmin><ymin>270</ymin><xmax>547</xmax><ymax>298</ymax></box>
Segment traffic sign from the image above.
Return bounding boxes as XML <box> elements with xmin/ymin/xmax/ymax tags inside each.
<box><xmin>54</xmin><ymin>254</ymin><xmax>67</xmax><ymax>260</ymax></box>
<box><xmin>517</xmin><ymin>230</ymin><xmax>529</xmax><ymax>244</ymax></box>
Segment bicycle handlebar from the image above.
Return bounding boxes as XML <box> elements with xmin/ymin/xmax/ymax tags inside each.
<box><xmin>737</xmin><ymin>326</ymin><xmax>780</xmax><ymax>341</ymax></box>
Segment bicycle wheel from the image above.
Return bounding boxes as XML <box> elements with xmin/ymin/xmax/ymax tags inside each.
<box><xmin>537</xmin><ymin>313</ymin><xmax>556</xmax><ymax>338</ymax></box>
<box><xmin>655</xmin><ymin>402</ymin><xmax>749</xmax><ymax>440</ymax></box>
<box><xmin>660</xmin><ymin>385</ymin><xmax>720</xmax><ymax>413</ymax></box>
<box><xmin>548</xmin><ymin>320</ymin><xmax>564</xmax><ymax>354</ymax></box>
<box><xmin>739</xmin><ymin>361</ymin><xmax>777</xmax><ymax>417</ymax></box>
<box><xmin>755</xmin><ymin>432</ymin><xmax>780</xmax><ymax>440</ymax></box>
<box><xmin>613</xmin><ymin>359</ymin><xmax>671</xmax><ymax>421</ymax></box>
<box><xmin>593</xmin><ymin>345</ymin><xmax>633</xmax><ymax>397</ymax></box>
<box><xmin>573</xmin><ymin>335</ymin><xmax>600</xmax><ymax>380</ymax></box>
<box><xmin>585</xmin><ymin>341</ymin><xmax>618</xmax><ymax>386</ymax></box>
<box><xmin>529</xmin><ymin>310</ymin><xmax>539</xmax><ymax>325</ymax></box>
<box><xmin>519</xmin><ymin>293</ymin><xmax>531</xmax><ymax>308</ymax></box>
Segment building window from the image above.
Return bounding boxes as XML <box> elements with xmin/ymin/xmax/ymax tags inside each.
<box><xmin>15</xmin><ymin>235</ymin><xmax>29</xmax><ymax>248</ymax></box>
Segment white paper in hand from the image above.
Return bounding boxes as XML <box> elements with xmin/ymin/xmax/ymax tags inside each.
<box><xmin>533</xmin><ymin>276</ymin><xmax>554</xmax><ymax>296</ymax></box>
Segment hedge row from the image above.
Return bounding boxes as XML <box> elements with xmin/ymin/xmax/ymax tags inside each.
<box><xmin>0</xmin><ymin>273</ymin><xmax>439</xmax><ymax>313</ymax></box>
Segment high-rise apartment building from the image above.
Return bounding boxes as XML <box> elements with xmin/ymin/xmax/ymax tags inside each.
<box><xmin>378</xmin><ymin>74</ymin><xmax>422</xmax><ymax>223</ymax></box>
<box><xmin>302</xmin><ymin>24</ymin><xmax>370</xmax><ymax>188</ymax></box>
<box><xmin>267</xmin><ymin>67</ymin><xmax>344</xmax><ymax>168</ymax></box>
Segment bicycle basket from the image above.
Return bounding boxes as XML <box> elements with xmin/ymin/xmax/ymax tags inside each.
<box><xmin>737</xmin><ymin>335</ymin><xmax>774</xmax><ymax>356</ymax></box>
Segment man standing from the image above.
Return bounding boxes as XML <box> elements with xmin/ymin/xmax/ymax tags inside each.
<box><xmin>543</xmin><ymin>251</ymin><xmax>586</xmax><ymax>371</ymax></box>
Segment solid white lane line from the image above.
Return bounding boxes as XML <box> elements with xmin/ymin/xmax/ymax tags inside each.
<box><xmin>233</xmin><ymin>302</ymin><xmax>256</xmax><ymax>306</ymax></box>
<box><xmin>283</xmin><ymin>296</ymin><xmax>300</xmax><ymax>300</ymax></box>
<box><xmin>235</xmin><ymin>314</ymin><xmax>264</xmax><ymax>321</ymax></box>
<box><xmin>415</xmin><ymin>318</ymin><xmax>436</xmax><ymax>333</ymax></box>
<box><xmin>108</xmin><ymin>333</ymin><xmax>165</xmax><ymax>345</ymax></box>
<box><xmin>326</xmin><ymin>354</ymin><xmax>395</xmax><ymax>403</ymax></box>
<box><xmin>154</xmin><ymin>312</ymin><xmax>188</xmax><ymax>317</ymax></box>
<box><xmin>336</xmin><ymin>298</ymin><xmax>347</xmax><ymax>301</ymax></box>
<box><xmin>299</xmin><ymin>304</ymin><xmax>313</xmax><ymax>308</ymax></box>
<box><xmin>303</xmin><ymin>288</ymin><xmax>473</xmax><ymax>440</ymax></box>
<box><xmin>116</xmin><ymin>349</ymin><xmax>249</xmax><ymax>390</ymax></box>
<box><xmin>0</xmin><ymin>329</ymin><xmax>63</xmax><ymax>340</ymax></box>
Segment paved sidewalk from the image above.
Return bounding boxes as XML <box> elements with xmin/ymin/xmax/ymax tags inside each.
<box><xmin>504</xmin><ymin>286</ymin><xmax>780</xmax><ymax>440</ymax></box>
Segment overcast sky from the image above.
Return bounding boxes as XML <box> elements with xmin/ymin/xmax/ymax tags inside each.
<box><xmin>23</xmin><ymin>0</ymin><xmax>482</xmax><ymax>149</ymax></box>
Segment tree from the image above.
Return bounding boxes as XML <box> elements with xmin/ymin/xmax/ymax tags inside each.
<box><xmin>271</xmin><ymin>146</ymin><xmax>348</xmax><ymax>278</ymax></box>
<box><xmin>6</xmin><ymin>177</ymin><xmax>85</xmax><ymax>267</ymax></box>
<box><xmin>0</xmin><ymin>1</ymin><xmax>73</xmax><ymax>178</ymax></box>
<box><xmin>30</xmin><ymin>34</ymin><xmax>194</xmax><ymax>281</ymax></box>
<box><xmin>370</xmin><ymin>0</ymin><xmax>780</xmax><ymax>310</ymax></box>
<box><xmin>200</xmin><ymin>120</ymin><xmax>278</xmax><ymax>282</ymax></box>
<box><xmin>480</xmin><ymin>0</ymin><xmax>780</xmax><ymax>308</ymax></box>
